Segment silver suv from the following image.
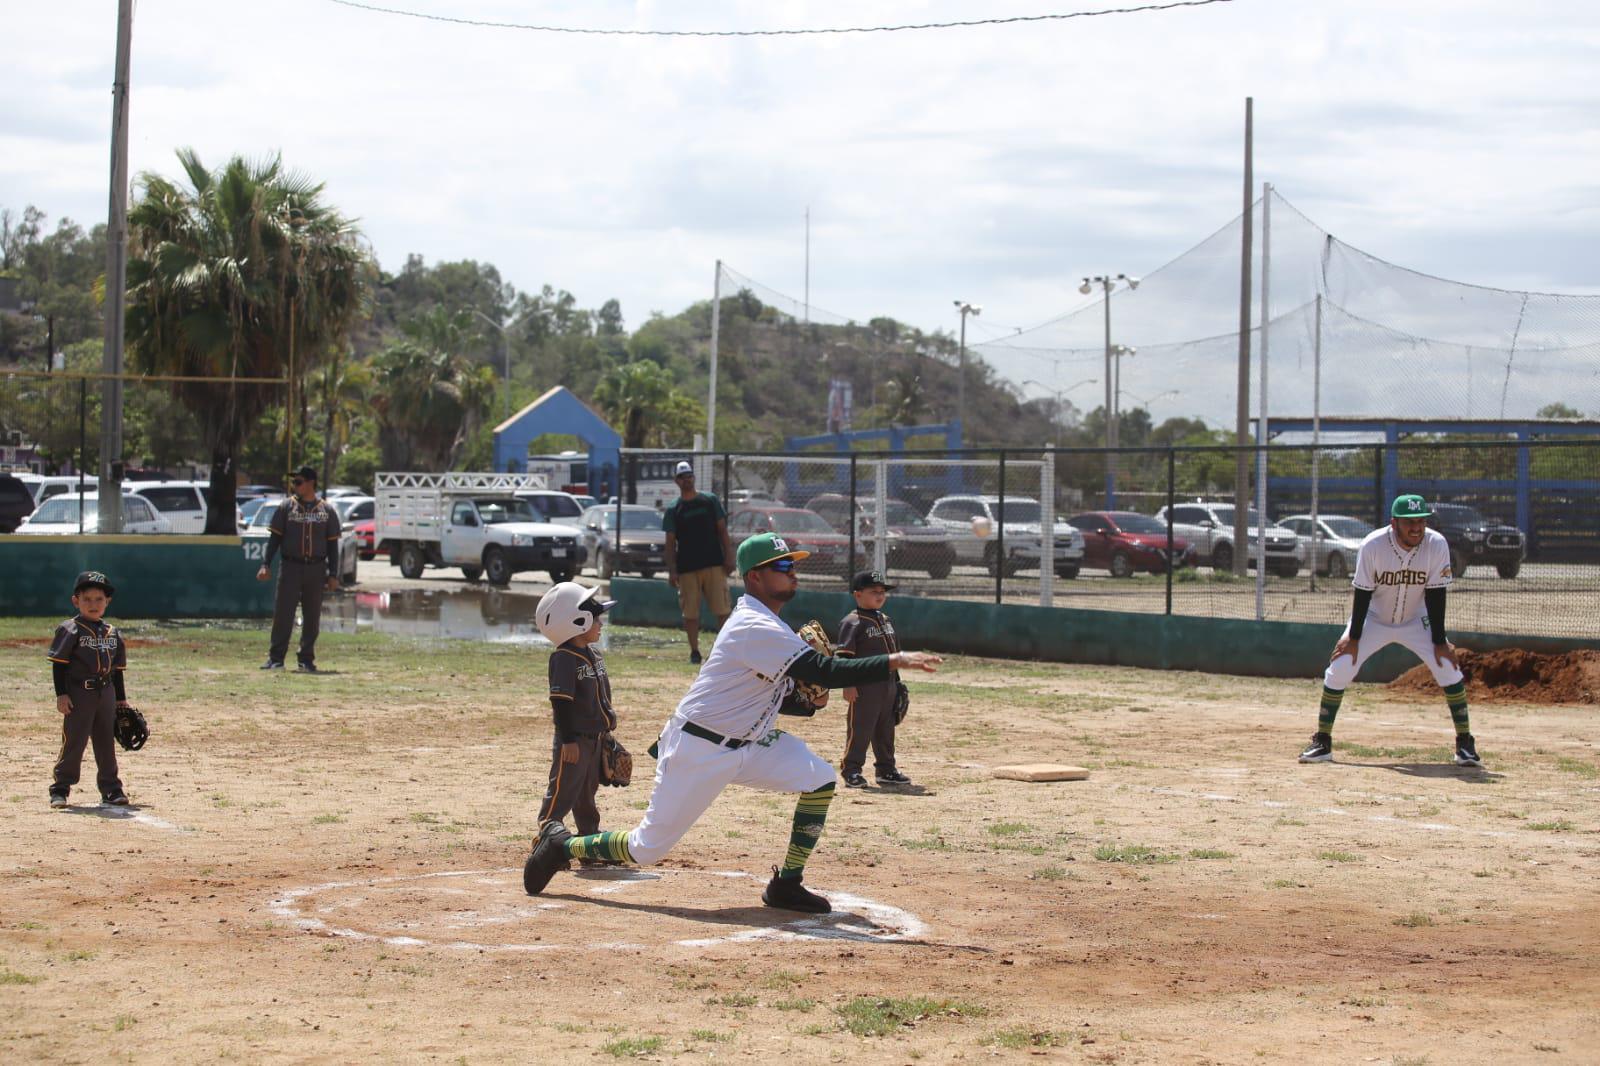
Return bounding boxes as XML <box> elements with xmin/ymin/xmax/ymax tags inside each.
<box><xmin>1155</xmin><ymin>501</ymin><xmax>1304</xmax><ymax>577</ymax></box>
<box><xmin>925</xmin><ymin>494</ymin><xmax>1086</xmax><ymax>578</ymax></box>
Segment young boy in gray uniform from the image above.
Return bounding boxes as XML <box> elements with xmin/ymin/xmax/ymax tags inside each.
<box><xmin>836</xmin><ymin>570</ymin><xmax>912</xmax><ymax>789</ymax></box>
<box><xmin>46</xmin><ymin>571</ymin><xmax>133</xmax><ymax>809</ymax></box>
<box><xmin>534</xmin><ymin>583</ymin><xmax>620</xmax><ymax>860</ymax></box>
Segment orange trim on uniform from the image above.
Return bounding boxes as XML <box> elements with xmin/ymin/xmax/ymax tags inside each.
<box><xmin>549</xmin><ymin>693</ymin><xmax>574</xmax><ymax>702</ymax></box>
<box><xmin>538</xmin><ymin>757</ymin><xmax>567</xmax><ymax>823</ymax></box>
<box><xmin>47</xmin><ymin>656</ymin><xmax>70</xmax><ymax>663</ymax></box>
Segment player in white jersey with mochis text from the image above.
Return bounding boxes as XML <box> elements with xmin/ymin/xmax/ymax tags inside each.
<box><xmin>1298</xmin><ymin>493</ymin><xmax>1481</xmax><ymax>768</ymax></box>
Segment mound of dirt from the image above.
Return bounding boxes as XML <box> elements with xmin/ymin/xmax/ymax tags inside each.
<box><xmin>1390</xmin><ymin>648</ymin><xmax>1600</xmax><ymax>704</ymax></box>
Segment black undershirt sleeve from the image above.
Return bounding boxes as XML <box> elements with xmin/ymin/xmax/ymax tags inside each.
<box><xmin>1347</xmin><ymin>588</ymin><xmax>1374</xmax><ymax>640</ymax></box>
<box><xmin>263</xmin><ymin>532</ymin><xmax>282</xmax><ymax>566</ymax></box>
<box><xmin>1424</xmin><ymin>586</ymin><xmax>1447</xmax><ymax>644</ymax></box>
<box><xmin>113</xmin><ymin>672</ymin><xmax>126</xmax><ymax>702</ymax></box>
<box><xmin>784</xmin><ymin>649</ymin><xmax>894</xmax><ymax>688</ymax></box>
<box><xmin>53</xmin><ymin>661</ymin><xmax>69</xmax><ymax>697</ymax></box>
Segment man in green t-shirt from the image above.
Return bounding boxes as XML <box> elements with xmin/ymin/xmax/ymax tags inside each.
<box><xmin>662</xmin><ymin>461</ymin><xmax>735</xmax><ymax>665</ymax></box>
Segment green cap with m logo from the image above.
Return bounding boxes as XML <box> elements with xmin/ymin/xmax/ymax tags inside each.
<box><xmin>1390</xmin><ymin>494</ymin><xmax>1432</xmax><ymax>518</ymax></box>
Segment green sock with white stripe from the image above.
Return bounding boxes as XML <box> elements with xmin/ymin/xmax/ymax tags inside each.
<box><xmin>1443</xmin><ymin>681</ymin><xmax>1470</xmax><ymax>735</ymax></box>
<box><xmin>1318</xmin><ymin>685</ymin><xmax>1345</xmax><ymax>734</ymax></box>
<box><xmin>565</xmin><ymin>830</ymin><xmax>633</xmax><ymax>864</ymax></box>
<box><xmin>778</xmin><ymin>783</ymin><xmax>835</xmax><ymax>879</ymax></box>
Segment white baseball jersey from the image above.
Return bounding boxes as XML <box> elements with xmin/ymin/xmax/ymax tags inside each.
<box><xmin>674</xmin><ymin>593</ymin><xmax>810</xmax><ymax>741</ymax></box>
<box><xmin>1351</xmin><ymin>525</ymin><xmax>1452</xmax><ymax>627</ymax></box>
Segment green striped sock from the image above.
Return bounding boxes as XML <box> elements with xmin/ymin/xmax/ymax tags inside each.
<box><xmin>565</xmin><ymin>830</ymin><xmax>633</xmax><ymax>864</ymax></box>
<box><xmin>1444</xmin><ymin>681</ymin><xmax>1470</xmax><ymax>735</ymax></box>
<box><xmin>1318</xmin><ymin>685</ymin><xmax>1345</xmax><ymax>734</ymax></box>
<box><xmin>778</xmin><ymin>783</ymin><xmax>835</xmax><ymax>879</ymax></box>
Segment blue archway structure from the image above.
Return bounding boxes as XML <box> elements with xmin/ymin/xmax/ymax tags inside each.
<box><xmin>782</xmin><ymin>422</ymin><xmax>965</xmax><ymax>505</ymax></box>
<box><xmin>492</xmin><ymin>386</ymin><xmax>621</xmax><ymax>497</ymax></box>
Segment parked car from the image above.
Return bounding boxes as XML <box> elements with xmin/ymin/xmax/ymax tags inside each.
<box><xmin>0</xmin><ymin>474</ymin><xmax>37</xmax><ymax>532</ymax></box>
<box><xmin>727</xmin><ymin>505</ymin><xmax>860</xmax><ymax>575</ymax></box>
<box><xmin>1154</xmin><ymin>501</ymin><xmax>1304</xmax><ymax>577</ymax></box>
<box><xmin>14</xmin><ymin>492</ymin><xmax>172</xmax><ymax>535</ymax></box>
<box><xmin>121</xmin><ymin>479</ymin><xmax>216</xmax><ymax>534</ymax></box>
<box><xmin>570</xmin><ymin>494</ymin><xmax>599</xmax><ymax>512</ymax></box>
<box><xmin>240</xmin><ymin>494</ymin><xmax>283</xmax><ymax>525</ymax></box>
<box><xmin>805</xmin><ymin>494</ymin><xmax>957</xmax><ymax>578</ymax></box>
<box><xmin>235</xmin><ymin>483</ymin><xmax>280</xmax><ymax>505</ymax></box>
<box><xmin>1065</xmin><ymin>511</ymin><xmax>1194</xmax><ymax>577</ymax></box>
<box><xmin>1277</xmin><ymin>514</ymin><xmax>1372</xmax><ymax>579</ymax></box>
<box><xmin>515</xmin><ymin>489</ymin><xmax>587</xmax><ymax>528</ymax></box>
<box><xmin>1428</xmin><ymin>502</ymin><xmax>1527</xmax><ymax>579</ymax></box>
<box><xmin>243</xmin><ymin>499</ymin><xmax>361</xmax><ymax>586</ymax></box>
<box><xmin>23</xmin><ymin>474</ymin><xmax>90</xmax><ymax>505</ymax></box>
<box><xmin>332</xmin><ymin>495</ymin><xmax>376</xmax><ymax>524</ymax></box>
<box><xmin>925</xmin><ymin>494</ymin><xmax>1087</xmax><ymax>578</ymax></box>
<box><xmin>727</xmin><ymin>488</ymin><xmax>782</xmax><ymax>507</ymax></box>
<box><xmin>351</xmin><ymin>517</ymin><xmax>378</xmax><ymax>560</ymax></box>
<box><xmin>578</xmin><ymin>504</ymin><xmax>668</xmax><ymax>579</ymax></box>
<box><xmin>324</xmin><ymin>485</ymin><xmax>364</xmax><ymax>499</ymax></box>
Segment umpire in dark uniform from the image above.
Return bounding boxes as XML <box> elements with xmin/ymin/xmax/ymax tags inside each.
<box><xmin>256</xmin><ymin>465</ymin><xmax>341</xmax><ymax>672</ymax></box>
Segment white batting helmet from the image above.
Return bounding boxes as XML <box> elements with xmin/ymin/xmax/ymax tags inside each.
<box><xmin>536</xmin><ymin>582</ymin><xmax>613</xmax><ymax>646</ymax></box>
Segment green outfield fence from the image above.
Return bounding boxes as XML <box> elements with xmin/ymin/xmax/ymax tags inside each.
<box><xmin>625</xmin><ymin>436</ymin><xmax>1600</xmax><ymax>642</ymax></box>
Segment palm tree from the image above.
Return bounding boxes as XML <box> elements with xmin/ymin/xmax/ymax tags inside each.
<box><xmin>368</xmin><ymin>339</ymin><xmax>496</xmax><ymax>471</ymax></box>
<box><xmin>314</xmin><ymin>349</ymin><xmax>372</xmax><ymax>485</ymax></box>
<box><xmin>125</xmin><ymin>150</ymin><xmax>367</xmax><ymax>530</ymax></box>
<box><xmin>592</xmin><ymin>359</ymin><xmax>675</xmax><ymax>450</ymax></box>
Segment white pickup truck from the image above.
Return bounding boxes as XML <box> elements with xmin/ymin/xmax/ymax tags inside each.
<box><xmin>376</xmin><ymin>472</ymin><xmax>587</xmax><ymax>586</ymax></box>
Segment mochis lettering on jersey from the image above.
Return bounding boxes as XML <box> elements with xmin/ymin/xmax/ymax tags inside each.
<box><xmin>1374</xmin><ymin>570</ymin><xmax>1428</xmax><ymax>586</ymax></box>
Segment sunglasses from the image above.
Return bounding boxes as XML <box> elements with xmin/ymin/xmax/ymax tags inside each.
<box><xmin>763</xmin><ymin>558</ymin><xmax>797</xmax><ymax>574</ymax></box>
<box><xmin>290</xmin><ymin>477</ymin><xmax>306</xmax><ymax>486</ymax></box>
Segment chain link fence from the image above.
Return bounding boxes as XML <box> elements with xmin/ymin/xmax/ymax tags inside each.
<box><xmin>627</xmin><ymin>438</ymin><xmax>1600</xmax><ymax>640</ymax></box>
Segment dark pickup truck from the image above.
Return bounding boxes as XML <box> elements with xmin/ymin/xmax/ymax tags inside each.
<box><xmin>1429</xmin><ymin>502</ymin><xmax>1526</xmax><ymax>579</ymax></box>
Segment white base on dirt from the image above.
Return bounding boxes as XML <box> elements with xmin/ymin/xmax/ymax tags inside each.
<box><xmin>992</xmin><ymin>764</ymin><xmax>1090</xmax><ymax>782</ymax></box>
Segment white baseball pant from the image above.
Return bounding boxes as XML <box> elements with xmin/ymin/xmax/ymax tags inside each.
<box><xmin>626</xmin><ymin>718</ymin><xmax>835</xmax><ymax>866</ymax></box>
<box><xmin>1324</xmin><ymin>614</ymin><xmax>1464</xmax><ymax>690</ymax></box>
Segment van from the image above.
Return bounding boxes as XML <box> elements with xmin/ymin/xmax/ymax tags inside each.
<box><xmin>121</xmin><ymin>479</ymin><xmax>215</xmax><ymax>534</ymax></box>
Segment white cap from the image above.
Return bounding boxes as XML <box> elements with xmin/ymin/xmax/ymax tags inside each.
<box><xmin>674</xmin><ymin>461</ymin><xmax>694</xmax><ymax>477</ymax></box>
<box><xmin>536</xmin><ymin>582</ymin><xmax>613</xmax><ymax>646</ymax></box>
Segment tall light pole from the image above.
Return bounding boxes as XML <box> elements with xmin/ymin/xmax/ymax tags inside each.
<box><xmin>1079</xmin><ymin>274</ymin><xmax>1139</xmax><ymax>505</ymax></box>
<box><xmin>1021</xmin><ymin>377</ymin><xmax>1097</xmax><ymax>448</ymax></box>
<box><xmin>470</xmin><ymin>307</ymin><xmax>530</xmax><ymax>425</ymax></box>
<box><xmin>953</xmin><ymin>300</ymin><xmax>981</xmax><ymax>444</ymax></box>
<box><xmin>1110</xmin><ymin>343</ymin><xmax>1137</xmax><ymax>445</ymax></box>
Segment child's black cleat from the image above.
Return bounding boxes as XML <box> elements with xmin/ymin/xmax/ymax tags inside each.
<box><xmin>523</xmin><ymin>821</ymin><xmax>572</xmax><ymax>895</ymax></box>
<box><xmin>761</xmin><ymin>868</ymin><xmax>831</xmax><ymax>914</ymax></box>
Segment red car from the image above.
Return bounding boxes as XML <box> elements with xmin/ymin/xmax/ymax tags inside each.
<box><xmin>727</xmin><ymin>505</ymin><xmax>863</xmax><ymax>576</ymax></box>
<box><xmin>352</xmin><ymin>517</ymin><xmax>379</xmax><ymax>560</ymax></box>
<box><xmin>1065</xmin><ymin>511</ymin><xmax>1193</xmax><ymax>578</ymax></box>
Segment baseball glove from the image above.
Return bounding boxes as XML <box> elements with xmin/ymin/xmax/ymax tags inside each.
<box><xmin>599</xmin><ymin>733</ymin><xmax>632</xmax><ymax>787</ymax></box>
<box><xmin>893</xmin><ymin>680</ymin><xmax>910</xmax><ymax>725</ymax></box>
<box><xmin>114</xmin><ymin>705</ymin><xmax>149</xmax><ymax>751</ymax></box>
<box><xmin>791</xmin><ymin>619</ymin><xmax>834</xmax><ymax>708</ymax></box>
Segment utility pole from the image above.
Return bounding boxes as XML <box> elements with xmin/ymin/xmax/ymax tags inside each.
<box><xmin>1232</xmin><ymin>96</ymin><xmax>1254</xmax><ymax>574</ymax></box>
<box><xmin>99</xmin><ymin>0</ymin><xmax>134</xmax><ymax>533</ymax></box>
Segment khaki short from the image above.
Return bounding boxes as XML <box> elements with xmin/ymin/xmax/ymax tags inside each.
<box><xmin>677</xmin><ymin>565</ymin><xmax>731</xmax><ymax>621</ymax></box>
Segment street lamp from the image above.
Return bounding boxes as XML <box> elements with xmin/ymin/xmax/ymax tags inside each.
<box><xmin>953</xmin><ymin>300</ymin><xmax>981</xmax><ymax>444</ymax></box>
<box><xmin>1109</xmin><ymin>344</ymin><xmax>1136</xmax><ymax>443</ymax></box>
<box><xmin>1078</xmin><ymin>274</ymin><xmax>1139</xmax><ymax>505</ymax></box>
<box><xmin>470</xmin><ymin>307</ymin><xmax>532</xmax><ymax>425</ymax></box>
<box><xmin>1020</xmin><ymin>377</ymin><xmax>1097</xmax><ymax>447</ymax></box>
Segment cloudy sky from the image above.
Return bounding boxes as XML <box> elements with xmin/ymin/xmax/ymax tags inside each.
<box><xmin>5</xmin><ymin>0</ymin><xmax>1598</xmax><ymax>355</ymax></box>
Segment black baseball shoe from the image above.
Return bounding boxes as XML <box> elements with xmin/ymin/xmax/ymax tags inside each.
<box><xmin>295</xmin><ymin>660</ymin><xmax>319</xmax><ymax>674</ymax></box>
<box><xmin>1453</xmin><ymin>733</ymin><xmax>1482</xmax><ymax>768</ymax></box>
<box><xmin>1298</xmin><ymin>733</ymin><xmax>1333</xmax><ymax>763</ymax></box>
<box><xmin>103</xmin><ymin>793</ymin><xmax>130</xmax><ymax>806</ymax></box>
<box><xmin>761</xmin><ymin>867</ymin><xmax>831</xmax><ymax>914</ymax></box>
<box><xmin>875</xmin><ymin>770</ymin><xmax>913</xmax><ymax>786</ymax></box>
<box><xmin>49</xmin><ymin>791</ymin><xmax>68</xmax><ymax>810</ymax></box>
<box><xmin>523</xmin><ymin>821</ymin><xmax>572</xmax><ymax>896</ymax></box>
<box><xmin>261</xmin><ymin>660</ymin><xmax>284</xmax><ymax>671</ymax></box>
<box><xmin>842</xmin><ymin>772</ymin><xmax>868</xmax><ymax>788</ymax></box>
<box><xmin>689</xmin><ymin>649</ymin><xmax>703</xmax><ymax>665</ymax></box>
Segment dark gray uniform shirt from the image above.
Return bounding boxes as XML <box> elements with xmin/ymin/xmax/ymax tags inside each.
<box><xmin>266</xmin><ymin>495</ymin><xmax>342</xmax><ymax>575</ymax></box>
<box><xmin>548</xmin><ymin>644</ymin><xmax>617</xmax><ymax>742</ymax></box>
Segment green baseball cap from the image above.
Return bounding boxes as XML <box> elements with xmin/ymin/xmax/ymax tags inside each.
<box><xmin>736</xmin><ymin>532</ymin><xmax>810</xmax><ymax>576</ymax></box>
<box><xmin>1391</xmin><ymin>493</ymin><xmax>1432</xmax><ymax>518</ymax></box>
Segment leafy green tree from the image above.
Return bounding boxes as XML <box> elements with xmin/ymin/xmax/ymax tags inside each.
<box><xmin>592</xmin><ymin>359</ymin><xmax>675</xmax><ymax>449</ymax></box>
<box><xmin>124</xmin><ymin>150</ymin><xmax>367</xmax><ymax>530</ymax></box>
<box><xmin>368</xmin><ymin>339</ymin><xmax>495</xmax><ymax>470</ymax></box>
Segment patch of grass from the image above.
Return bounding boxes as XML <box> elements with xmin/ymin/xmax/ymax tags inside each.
<box><xmin>1274</xmin><ymin>817</ymin><xmax>1308</xmax><ymax>827</ymax></box>
<box><xmin>836</xmin><ymin>996</ymin><xmax>986</xmax><ymax>1037</ymax></box>
<box><xmin>1093</xmin><ymin>843</ymin><xmax>1179</xmax><ymax>864</ymax></box>
<box><xmin>706</xmin><ymin>993</ymin><xmax>756</xmax><ymax>1008</ymax></box>
<box><xmin>1187</xmin><ymin>848</ymin><xmax>1235</xmax><ymax>860</ymax></box>
<box><xmin>1528</xmin><ymin>819</ymin><xmax>1573</xmax><ymax>832</ymax></box>
<box><xmin>689</xmin><ymin>1029</ymin><xmax>730</xmax><ymax>1042</ymax></box>
<box><xmin>1318</xmin><ymin>850</ymin><xmax>1362</xmax><ymax>863</ymax></box>
<box><xmin>1268</xmin><ymin>879</ymin><xmax>1302</xmax><ymax>889</ymax></box>
<box><xmin>209</xmin><ymin>793</ymin><xmax>233</xmax><ymax>808</ymax></box>
<box><xmin>1393</xmin><ymin>913</ymin><xmax>1436</xmax><ymax>928</ymax></box>
<box><xmin>62</xmin><ymin>949</ymin><xmax>96</xmax><ymax>962</ymax></box>
<box><xmin>1342</xmin><ymin>995</ymin><xmax>1387</xmax><ymax>1008</ymax></box>
<box><xmin>113</xmin><ymin>1014</ymin><xmax>137</xmax><ymax>1031</ymax></box>
<box><xmin>1554</xmin><ymin>756</ymin><xmax>1598</xmax><ymax>778</ymax></box>
<box><xmin>0</xmin><ymin>968</ymin><xmax>41</xmax><ymax>985</ymax></box>
<box><xmin>771</xmin><ymin>998</ymin><xmax>816</xmax><ymax>1012</ymax></box>
<box><xmin>311</xmin><ymin>813</ymin><xmax>345</xmax><ymax>824</ymax></box>
<box><xmin>1473</xmin><ymin>868</ymin><xmax>1495</xmax><ymax>878</ymax></box>
<box><xmin>601</xmin><ymin>1036</ymin><xmax>663</xmax><ymax>1058</ymax></box>
<box><xmin>408</xmin><ymin>811</ymin><xmax>439</xmax><ymax>824</ymax></box>
<box><xmin>899</xmin><ymin>833</ymin><xmax>953</xmax><ymax>852</ymax></box>
<box><xmin>1392</xmin><ymin>1056</ymin><xmax>1431</xmax><ymax>1066</ymax></box>
<box><xmin>761</xmin><ymin>969</ymin><xmax>804</xmax><ymax>990</ymax></box>
<box><xmin>987</xmin><ymin>821</ymin><xmax>1031</xmax><ymax>837</ymax></box>
<box><xmin>987</xmin><ymin>1027</ymin><xmax>1065</xmax><ymax>1049</ymax></box>
<box><xmin>1335</xmin><ymin>742</ymin><xmax>1454</xmax><ymax>762</ymax></box>
<box><xmin>1033</xmin><ymin>865</ymin><xmax>1067</xmax><ymax>881</ymax></box>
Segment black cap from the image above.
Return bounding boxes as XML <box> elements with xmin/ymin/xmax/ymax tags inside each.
<box><xmin>851</xmin><ymin>569</ymin><xmax>895</xmax><ymax>592</ymax></box>
<box><xmin>73</xmin><ymin>570</ymin><xmax>115</xmax><ymax>596</ymax></box>
<box><xmin>290</xmin><ymin>465</ymin><xmax>317</xmax><ymax>482</ymax></box>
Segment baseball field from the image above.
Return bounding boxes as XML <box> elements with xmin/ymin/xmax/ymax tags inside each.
<box><xmin>1</xmin><ymin>618</ymin><xmax>1595</xmax><ymax>1064</ymax></box>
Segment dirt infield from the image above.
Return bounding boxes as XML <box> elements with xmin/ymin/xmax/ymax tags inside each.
<box><xmin>1</xmin><ymin>621</ymin><xmax>1596</xmax><ymax>1063</ymax></box>
<box><xmin>1391</xmin><ymin>648</ymin><xmax>1600</xmax><ymax>704</ymax></box>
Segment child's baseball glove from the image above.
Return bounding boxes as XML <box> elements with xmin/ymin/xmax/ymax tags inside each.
<box><xmin>599</xmin><ymin>733</ymin><xmax>632</xmax><ymax>787</ymax></box>
<box><xmin>114</xmin><ymin>705</ymin><xmax>150</xmax><ymax>751</ymax></box>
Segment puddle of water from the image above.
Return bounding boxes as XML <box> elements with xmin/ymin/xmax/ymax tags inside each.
<box><xmin>319</xmin><ymin>589</ymin><xmax>677</xmax><ymax>648</ymax></box>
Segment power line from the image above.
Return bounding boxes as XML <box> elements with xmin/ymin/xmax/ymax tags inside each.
<box><xmin>324</xmin><ymin>0</ymin><xmax>1234</xmax><ymax>38</ymax></box>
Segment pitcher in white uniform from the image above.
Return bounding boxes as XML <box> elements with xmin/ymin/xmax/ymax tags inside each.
<box><xmin>1298</xmin><ymin>494</ymin><xmax>1481</xmax><ymax>768</ymax></box>
<box><xmin>523</xmin><ymin>532</ymin><xmax>943</xmax><ymax>912</ymax></box>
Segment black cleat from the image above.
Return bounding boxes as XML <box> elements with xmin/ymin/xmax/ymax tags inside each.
<box><xmin>49</xmin><ymin>792</ymin><xmax>68</xmax><ymax>810</ymax></box>
<box><xmin>1454</xmin><ymin>733</ymin><xmax>1482</xmax><ymax>768</ymax></box>
<box><xmin>1298</xmin><ymin>732</ymin><xmax>1333</xmax><ymax>763</ymax></box>
<box><xmin>689</xmin><ymin>649</ymin><xmax>703</xmax><ymax>665</ymax></box>
<box><xmin>842</xmin><ymin>772</ymin><xmax>868</xmax><ymax>788</ymax></box>
<box><xmin>103</xmin><ymin>793</ymin><xmax>129</xmax><ymax>806</ymax></box>
<box><xmin>523</xmin><ymin>821</ymin><xmax>572</xmax><ymax>895</ymax></box>
<box><xmin>761</xmin><ymin>867</ymin><xmax>831</xmax><ymax>914</ymax></box>
<box><xmin>875</xmin><ymin>770</ymin><xmax>913</xmax><ymax>786</ymax></box>
<box><xmin>261</xmin><ymin>660</ymin><xmax>285</xmax><ymax>671</ymax></box>
<box><xmin>295</xmin><ymin>660</ymin><xmax>319</xmax><ymax>674</ymax></box>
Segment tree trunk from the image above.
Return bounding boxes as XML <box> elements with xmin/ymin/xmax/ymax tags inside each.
<box><xmin>204</xmin><ymin>445</ymin><xmax>238</xmax><ymax>534</ymax></box>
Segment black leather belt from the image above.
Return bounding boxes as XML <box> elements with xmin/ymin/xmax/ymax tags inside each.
<box><xmin>282</xmin><ymin>555</ymin><xmax>321</xmax><ymax>564</ymax></box>
<box><xmin>682</xmin><ymin>721</ymin><xmax>751</xmax><ymax>749</ymax></box>
<box><xmin>80</xmin><ymin>676</ymin><xmax>110</xmax><ymax>690</ymax></box>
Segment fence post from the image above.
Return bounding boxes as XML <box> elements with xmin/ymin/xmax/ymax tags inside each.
<box><xmin>848</xmin><ymin>454</ymin><xmax>858</xmax><ymax>577</ymax></box>
<box><xmin>1040</xmin><ymin>448</ymin><xmax>1055</xmax><ymax>609</ymax></box>
<box><xmin>721</xmin><ymin>452</ymin><xmax>731</xmax><ymax>501</ymax></box>
<box><xmin>1372</xmin><ymin>445</ymin><xmax>1385</xmax><ymax>526</ymax></box>
<box><xmin>1166</xmin><ymin>446</ymin><xmax>1175</xmax><ymax>616</ymax></box>
<box><xmin>995</xmin><ymin>449</ymin><xmax>1006</xmax><ymax>606</ymax></box>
